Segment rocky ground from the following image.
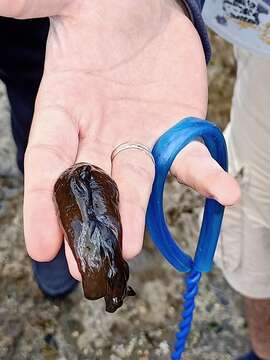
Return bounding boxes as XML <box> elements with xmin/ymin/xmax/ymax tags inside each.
<box><xmin>0</xmin><ymin>32</ymin><xmax>249</xmax><ymax>360</ymax></box>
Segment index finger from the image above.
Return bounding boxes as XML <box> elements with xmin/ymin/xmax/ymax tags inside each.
<box><xmin>23</xmin><ymin>105</ymin><xmax>78</xmax><ymax>261</ymax></box>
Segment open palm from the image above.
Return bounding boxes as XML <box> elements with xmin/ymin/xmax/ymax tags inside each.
<box><xmin>2</xmin><ymin>0</ymin><xmax>240</xmax><ymax>280</ymax></box>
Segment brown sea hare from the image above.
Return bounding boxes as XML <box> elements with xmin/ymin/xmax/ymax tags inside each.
<box><xmin>53</xmin><ymin>162</ymin><xmax>135</xmax><ymax>312</ymax></box>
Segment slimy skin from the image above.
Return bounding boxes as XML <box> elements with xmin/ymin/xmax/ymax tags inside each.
<box><xmin>53</xmin><ymin>162</ymin><xmax>135</xmax><ymax>312</ymax></box>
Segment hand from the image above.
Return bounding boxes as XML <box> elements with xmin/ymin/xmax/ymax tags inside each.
<box><xmin>6</xmin><ymin>0</ymin><xmax>240</xmax><ymax>280</ymax></box>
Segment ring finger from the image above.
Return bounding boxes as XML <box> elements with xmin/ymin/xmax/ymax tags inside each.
<box><xmin>111</xmin><ymin>144</ymin><xmax>155</xmax><ymax>260</ymax></box>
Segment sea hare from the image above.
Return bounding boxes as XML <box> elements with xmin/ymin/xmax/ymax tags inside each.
<box><xmin>53</xmin><ymin>162</ymin><xmax>135</xmax><ymax>312</ymax></box>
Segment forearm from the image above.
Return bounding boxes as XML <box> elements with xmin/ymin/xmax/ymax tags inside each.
<box><xmin>0</xmin><ymin>0</ymin><xmax>184</xmax><ymax>19</ymax></box>
<box><xmin>0</xmin><ymin>0</ymin><xmax>74</xmax><ymax>19</ymax></box>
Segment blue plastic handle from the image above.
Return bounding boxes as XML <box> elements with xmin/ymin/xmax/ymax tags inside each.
<box><xmin>146</xmin><ymin>117</ymin><xmax>228</xmax><ymax>273</ymax></box>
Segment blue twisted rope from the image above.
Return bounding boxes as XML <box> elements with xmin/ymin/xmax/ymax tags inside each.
<box><xmin>172</xmin><ymin>270</ymin><xmax>202</xmax><ymax>360</ymax></box>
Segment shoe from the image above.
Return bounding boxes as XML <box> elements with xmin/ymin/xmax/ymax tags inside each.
<box><xmin>236</xmin><ymin>351</ymin><xmax>262</xmax><ymax>360</ymax></box>
<box><xmin>32</xmin><ymin>244</ymin><xmax>78</xmax><ymax>298</ymax></box>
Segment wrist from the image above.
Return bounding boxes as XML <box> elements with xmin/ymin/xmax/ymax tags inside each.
<box><xmin>77</xmin><ymin>0</ymin><xmax>188</xmax><ymax>32</ymax></box>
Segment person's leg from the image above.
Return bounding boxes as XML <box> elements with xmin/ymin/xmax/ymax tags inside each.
<box><xmin>0</xmin><ymin>17</ymin><xmax>48</xmax><ymax>172</ymax></box>
<box><xmin>0</xmin><ymin>17</ymin><xmax>78</xmax><ymax>297</ymax></box>
<box><xmin>245</xmin><ymin>298</ymin><xmax>270</xmax><ymax>359</ymax></box>
<box><xmin>214</xmin><ymin>46</ymin><xmax>270</xmax><ymax>360</ymax></box>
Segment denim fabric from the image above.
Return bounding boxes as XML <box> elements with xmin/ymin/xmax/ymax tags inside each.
<box><xmin>236</xmin><ymin>351</ymin><xmax>262</xmax><ymax>360</ymax></box>
<box><xmin>0</xmin><ymin>17</ymin><xmax>77</xmax><ymax>297</ymax></box>
<box><xmin>0</xmin><ymin>17</ymin><xmax>49</xmax><ymax>172</ymax></box>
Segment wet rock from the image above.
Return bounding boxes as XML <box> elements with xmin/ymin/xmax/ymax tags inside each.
<box><xmin>0</xmin><ymin>34</ymin><xmax>250</xmax><ymax>360</ymax></box>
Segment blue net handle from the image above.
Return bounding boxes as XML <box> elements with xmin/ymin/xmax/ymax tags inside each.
<box><xmin>146</xmin><ymin>117</ymin><xmax>228</xmax><ymax>273</ymax></box>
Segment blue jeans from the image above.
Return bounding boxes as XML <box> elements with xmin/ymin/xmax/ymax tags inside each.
<box><xmin>0</xmin><ymin>17</ymin><xmax>77</xmax><ymax>296</ymax></box>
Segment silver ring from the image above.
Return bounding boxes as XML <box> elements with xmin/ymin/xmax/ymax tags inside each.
<box><xmin>111</xmin><ymin>142</ymin><xmax>155</xmax><ymax>165</ymax></box>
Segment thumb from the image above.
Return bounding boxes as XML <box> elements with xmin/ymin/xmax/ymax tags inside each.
<box><xmin>170</xmin><ymin>141</ymin><xmax>241</xmax><ymax>206</ymax></box>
